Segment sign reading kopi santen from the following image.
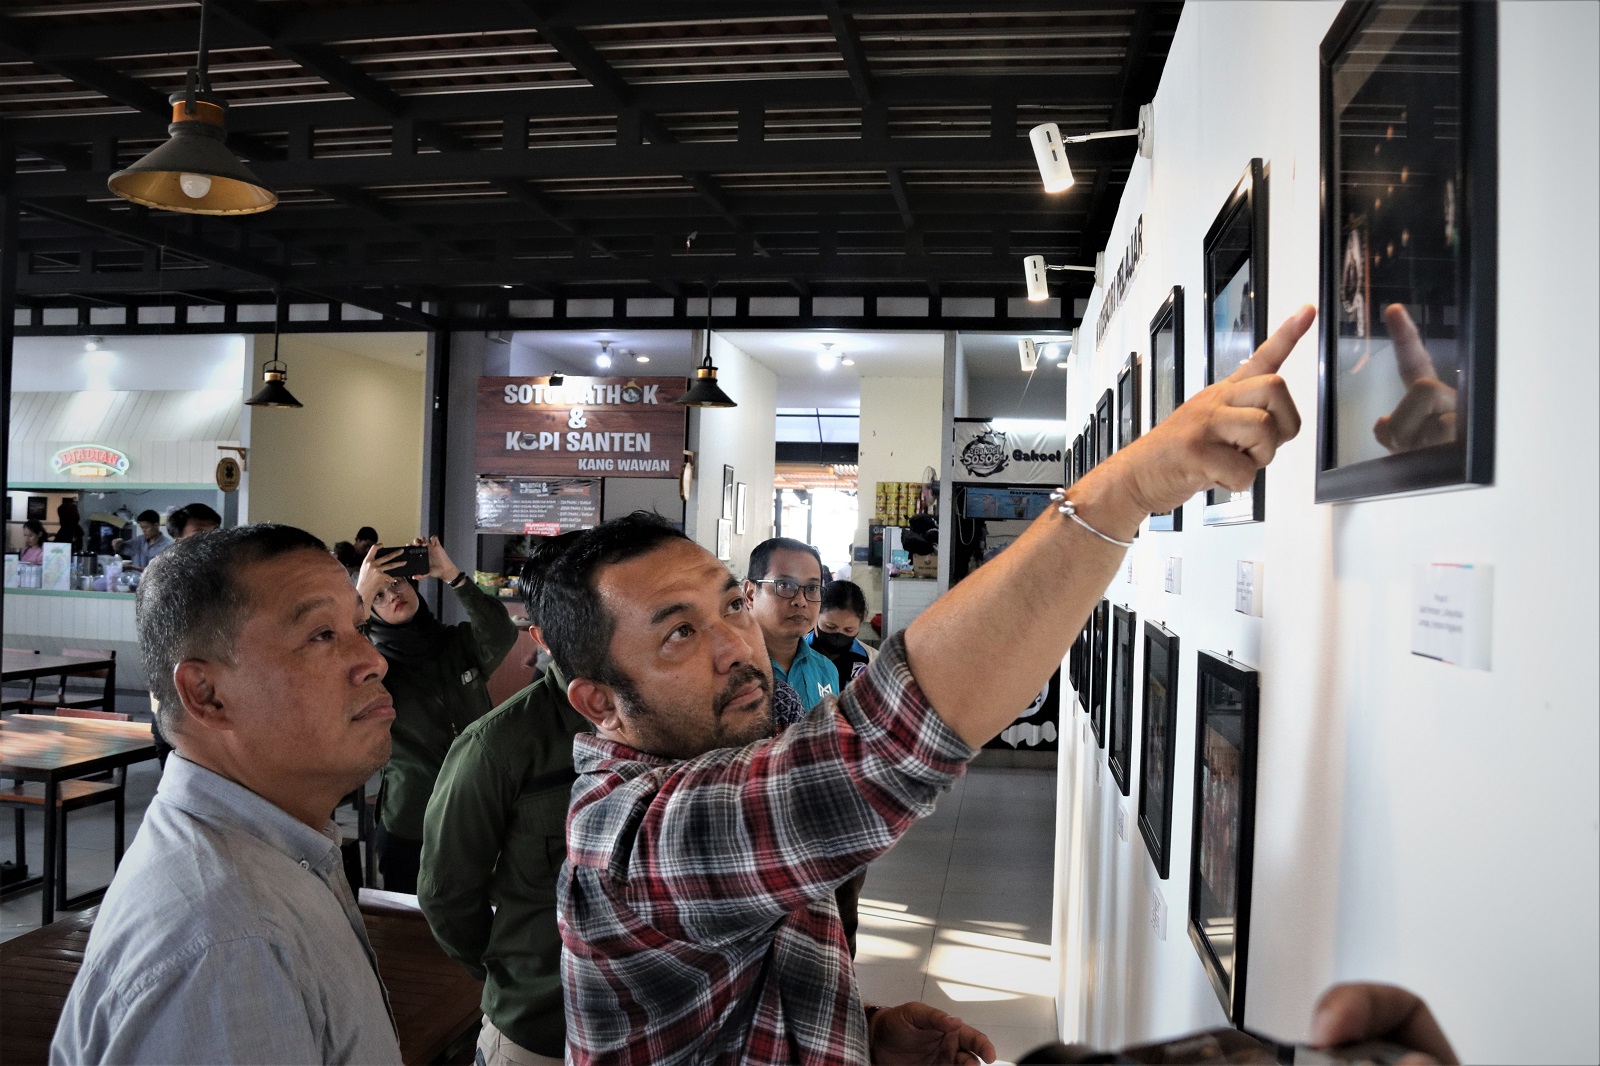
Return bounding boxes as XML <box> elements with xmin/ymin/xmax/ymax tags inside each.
<box><xmin>477</xmin><ymin>376</ymin><xmax>688</xmax><ymax>478</ymax></box>
<box><xmin>950</xmin><ymin>418</ymin><xmax>1068</xmax><ymax>485</ymax></box>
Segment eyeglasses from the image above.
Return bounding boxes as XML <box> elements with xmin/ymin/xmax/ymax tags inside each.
<box><xmin>754</xmin><ymin>578</ymin><xmax>824</xmax><ymax>602</ymax></box>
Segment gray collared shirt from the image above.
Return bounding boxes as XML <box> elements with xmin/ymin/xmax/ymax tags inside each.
<box><xmin>125</xmin><ymin>530</ymin><xmax>172</xmax><ymax>569</ymax></box>
<box><xmin>51</xmin><ymin>756</ymin><xmax>402</xmax><ymax>1065</ymax></box>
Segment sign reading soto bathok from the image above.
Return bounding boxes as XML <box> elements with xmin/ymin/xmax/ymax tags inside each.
<box><xmin>478</xmin><ymin>376</ymin><xmax>688</xmax><ymax>479</ymax></box>
<box><xmin>476</xmin><ymin>477</ymin><xmax>601</xmax><ymax>535</ymax></box>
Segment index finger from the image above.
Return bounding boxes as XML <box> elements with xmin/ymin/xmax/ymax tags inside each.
<box><xmin>1228</xmin><ymin>304</ymin><xmax>1317</xmax><ymax>382</ymax></box>
<box><xmin>1383</xmin><ymin>302</ymin><xmax>1439</xmax><ymax>387</ymax></box>
<box><xmin>1311</xmin><ymin>983</ymin><xmax>1457</xmax><ymax>1064</ymax></box>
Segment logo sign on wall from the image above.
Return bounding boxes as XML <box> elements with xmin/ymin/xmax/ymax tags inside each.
<box><xmin>50</xmin><ymin>445</ymin><xmax>129</xmax><ymax>478</ymax></box>
<box><xmin>477</xmin><ymin>376</ymin><xmax>688</xmax><ymax>479</ymax></box>
<box><xmin>951</xmin><ymin>419</ymin><xmax>1067</xmax><ymax>485</ymax></box>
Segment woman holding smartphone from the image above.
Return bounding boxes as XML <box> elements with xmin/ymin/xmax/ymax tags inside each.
<box><xmin>357</xmin><ymin>536</ymin><xmax>517</xmax><ymax>892</ymax></box>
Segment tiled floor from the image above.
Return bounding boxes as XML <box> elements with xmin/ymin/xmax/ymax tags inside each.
<box><xmin>854</xmin><ymin>762</ymin><xmax>1059</xmax><ymax>1065</ymax></box>
<box><xmin>4</xmin><ymin>701</ymin><xmax>1061</xmax><ymax>1063</ymax></box>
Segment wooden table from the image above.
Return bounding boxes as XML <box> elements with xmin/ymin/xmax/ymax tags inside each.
<box><xmin>0</xmin><ymin>898</ymin><xmax>483</xmax><ymax>1066</ymax></box>
<box><xmin>0</xmin><ymin>715</ymin><xmax>156</xmax><ymax>925</ymax></box>
<box><xmin>2</xmin><ymin>649</ymin><xmax>118</xmax><ymax>705</ymax></box>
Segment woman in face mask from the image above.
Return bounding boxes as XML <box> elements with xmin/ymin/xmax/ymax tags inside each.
<box><xmin>805</xmin><ymin>579</ymin><xmax>877</xmax><ymax>692</ymax></box>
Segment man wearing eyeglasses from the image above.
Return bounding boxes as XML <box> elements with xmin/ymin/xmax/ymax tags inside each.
<box><xmin>744</xmin><ymin>538</ymin><xmax>838</xmax><ymax>712</ymax></box>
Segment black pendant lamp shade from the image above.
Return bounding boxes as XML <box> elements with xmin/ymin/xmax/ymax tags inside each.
<box><xmin>246</xmin><ymin>326</ymin><xmax>302</xmax><ymax>409</ymax></box>
<box><xmin>108</xmin><ymin>97</ymin><xmax>277</xmax><ymax>215</ymax></box>
<box><xmin>676</xmin><ymin>290</ymin><xmax>737</xmax><ymax>408</ymax></box>
<box><xmin>677</xmin><ymin>353</ymin><xmax>738</xmax><ymax>408</ymax></box>
<box><xmin>106</xmin><ymin>0</ymin><xmax>276</xmax><ymax>216</ymax></box>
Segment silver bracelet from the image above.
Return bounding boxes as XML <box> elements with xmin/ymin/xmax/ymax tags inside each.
<box><xmin>1049</xmin><ymin>488</ymin><xmax>1135</xmax><ymax>549</ymax></box>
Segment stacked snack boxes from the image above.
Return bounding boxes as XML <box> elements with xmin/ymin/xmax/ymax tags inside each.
<box><xmin>874</xmin><ymin>481</ymin><xmax>925</xmax><ymax>527</ymax></box>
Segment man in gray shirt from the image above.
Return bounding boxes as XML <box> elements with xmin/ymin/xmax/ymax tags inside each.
<box><xmin>52</xmin><ymin>524</ymin><xmax>404</xmax><ymax>1065</ymax></box>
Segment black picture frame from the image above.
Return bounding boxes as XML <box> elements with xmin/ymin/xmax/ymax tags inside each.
<box><xmin>1203</xmin><ymin>159</ymin><xmax>1269</xmax><ymax>526</ymax></box>
<box><xmin>1188</xmin><ymin>651</ymin><xmax>1261</xmax><ymax>1027</ymax></box>
<box><xmin>1148</xmin><ymin>286</ymin><xmax>1186</xmax><ymax>532</ymax></box>
<box><xmin>1088</xmin><ymin>598</ymin><xmax>1109</xmax><ymax>747</ymax></box>
<box><xmin>1095</xmin><ymin>390</ymin><xmax>1114</xmax><ymax>465</ymax></box>
<box><xmin>1316</xmin><ymin>1</ymin><xmax>1496</xmax><ymax>502</ymax></box>
<box><xmin>1116</xmin><ymin>354</ymin><xmax>1141</xmax><ymax>453</ymax></box>
<box><xmin>1137</xmin><ymin>622</ymin><xmax>1180</xmax><ymax>878</ymax></box>
<box><xmin>1081</xmin><ymin>418</ymin><xmax>1095</xmax><ymax>474</ymax></box>
<box><xmin>1072</xmin><ymin>620</ymin><xmax>1088</xmax><ymax>705</ymax></box>
<box><xmin>1108</xmin><ymin>604</ymin><xmax>1137</xmax><ymax>796</ymax></box>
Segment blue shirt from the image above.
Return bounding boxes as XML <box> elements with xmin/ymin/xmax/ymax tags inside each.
<box><xmin>125</xmin><ymin>531</ymin><xmax>173</xmax><ymax>569</ymax></box>
<box><xmin>52</xmin><ymin>756</ymin><xmax>402</xmax><ymax>1065</ymax></box>
<box><xmin>771</xmin><ymin>639</ymin><xmax>839</xmax><ymax>712</ymax></box>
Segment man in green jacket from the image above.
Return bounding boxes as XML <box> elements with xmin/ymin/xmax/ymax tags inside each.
<box><xmin>419</xmin><ymin>535</ymin><xmax>588</xmax><ymax>1066</ymax></box>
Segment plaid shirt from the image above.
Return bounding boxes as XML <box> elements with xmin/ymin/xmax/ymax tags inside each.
<box><xmin>559</xmin><ymin>632</ymin><xmax>973</xmax><ymax>1065</ymax></box>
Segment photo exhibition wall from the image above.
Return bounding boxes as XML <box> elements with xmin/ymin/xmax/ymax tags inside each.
<box><xmin>1051</xmin><ymin>4</ymin><xmax>1598</xmax><ymax>1065</ymax></box>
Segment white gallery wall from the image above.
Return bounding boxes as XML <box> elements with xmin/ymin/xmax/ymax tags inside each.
<box><xmin>1055</xmin><ymin>3</ymin><xmax>1599</xmax><ymax>1064</ymax></box>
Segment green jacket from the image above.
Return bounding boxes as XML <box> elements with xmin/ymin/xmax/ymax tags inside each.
<box><xmin>376</xmin><ymin>581</ymin><xmax>517</xmax><ymax>839</ymax></box>
<box><xmin>418</xmin><ymin>668</ymin><xmax>588</xmax><ymax>1058</ymax></box>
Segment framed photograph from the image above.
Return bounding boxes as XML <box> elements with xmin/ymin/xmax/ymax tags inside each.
<box><xmin>715</xmin><ymin>517</ymin><xmax>732</xmax><ymax>560</ymax></box>
<box><xmin>1069</xmin><ymin>617</ymin><xmax>1085</xmax><ymax>702</ymax></box>
<box><xmin>1070</xmin><ymin>433</ymin><xmax>1084</xmax><ymax>484</ymax></box>
<box><xmin>27</xmin><ymin>496</ymin><xmax>48</xmax><ymax>521</ymax></box>
<box><xmin>720</xmin><ymin>465</ymin><xmax>735</xmax><ymax>520</ymax></box>
<box><xmin>1316</xmin><ymin>2</ymin><xmax>1496</xmax><ymax>502</ymax></box>
<box><xmin>734</xmin><ymin>482</ymin><xmax>748</xmax><ymax>534</ymax></box>
<box><xmin>1148</xmin><ymin>287</ymin><xmax>1186</xmax><ymax>531</ymax></box>
<box><xmin>1116</xmin><ymin>354</ymin><xmax>1141</xmax><ymax>452</ymax></box>
<box><xmin>1188</xmin><ymin>651</ymin><xmax>1261</xmax><ymax>1026</ymax></box>
<box><xmin>1203</xmin><ymin>159</ymin><xmax>1269</xmax><ymax>526</ymax></box>
<box><xmin>1095</xmin><ymin>390</ymin><xmax>1114</xmax><ymax>464</ymax></box>
<box><xmin>1137</xmin><ymin>622</ymin><xmax>1180</xmax><ymax>878</ymax></box>
<box><xmin>1089</xmin><ymin>598</ymin><xmax>1109</xmax><ymax>747</ymax></box>
<box><xmin>1108</xmin><ymin>605</ymin><xmax>1137</xmax><ymax>796</ymax></box>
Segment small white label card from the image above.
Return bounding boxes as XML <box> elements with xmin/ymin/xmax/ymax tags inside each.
<box><xmin>1149</xmin><ymin>883</ymin><xmax>1168</xmax><ymax>940</ymax></box>
<box><xmin>1164</xmin><ymin>556</ymin><xmax>1182</xmax><ymax>594</ymax></box>
<box><xmin>1115</xmin><ymin>803</ymin><xmax>1128</xmax><ymax>842</ymax></box>
<box><xmin>1124</xmin><ymin>555</ymin><xmax>1135</xmax><ymax>584</ymax></box>
<box><xmin>1234</xmin><ymin>560</ymin><xmax>1264</xmax><ymax>616</ymax></box>
<box><xmin>1094</xmin><ymin>753</ymin><xmax>1102</xmax><ymax>788</ymax></box>
<box><xmin>1412</xmin><ymin>563</ymin><xmax>1493</xmax><ymax>670</ymax></box>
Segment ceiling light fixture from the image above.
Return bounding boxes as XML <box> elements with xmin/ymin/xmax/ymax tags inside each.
<box><xmin>817</xmin><ymin>341</ymin><xmax>840</xmax><ymax>371</ymax></box>
<box><xmin>106</xmin><ymin>0</ymin><xmax>276</xmax><ymax>215</ymax></box>
<box><xmin>1029</xmin><ymin>104</ymin><xmax>1154</xmax><ymax>194</ymax></box>
<box><xmin>1018</xmin><ymin>338</ymin><xmax>1040</xmax><ymax>372</ymax></box>
<box><xmin>676</xmin><ymin>285</ymin><xmax>737</xmax><ymax>408</ymax></box>
<box><xmin>841</xmin><ymin>356</ymin><xmax>855</xmax><ymax>367</ymax></box>
<box><xmin>244</xmin><ymin>294</ymin><xmax>303</xmax><ymax>409</ymax></box>
<box><xmin>596</xmin><ymin>341</ymin><xmax>613</xmax><ymax>369</ymax></box>
<box><xmin>1056</xmin><ymin>361</ymin><xmax>1070</xmax><ymax>370</ymax></box>
<box><xmin>634</xmin><ymin>351</ymin><xmax>650</xmax><ymax>364</ymax></box>
<box><xmin>85</xmin><ymin>337</ymin><xmax>103</xmax><ymax>352</ymax></box>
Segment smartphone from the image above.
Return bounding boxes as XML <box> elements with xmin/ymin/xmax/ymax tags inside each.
<box><xmin>396</xmin><ymin>545</ymin><xmax>431</xmax><ymax>579</ymax></box>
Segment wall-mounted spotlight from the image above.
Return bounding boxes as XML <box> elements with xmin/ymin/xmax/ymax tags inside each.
<box><xmin>1029</xmin><ymin>103</ymin><xmax>1154</xmax><ymax>194</ymax></box>
<box><xmin>1018</xmin><ymin>338</ymin><xmax>1040</xmax><ymax>373</ymax></box>
<box><xmin>1023</xmin><ymin>255</ymin><xmax>1096</xmax><ymax>301</ymax></box>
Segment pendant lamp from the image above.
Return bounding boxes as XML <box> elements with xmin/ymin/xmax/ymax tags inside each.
<box><xmin>245</xmin><ymin>302</ymin><xmax>302</xmax><ymax>409</ymax></box>
<box><xmin>675</xmin><ymin>288</ymin><xmax>737</xmax><ymax>408</ymax></box>
<box><xmin>107</xmin><ymin>0</ymin><xmax>276</xmax><ymax>215</ymax></box>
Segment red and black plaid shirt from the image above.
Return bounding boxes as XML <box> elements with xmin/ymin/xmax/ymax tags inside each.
<box><xmin>559</xmin><ymin>633</ymin><xmax>973</xmax><ymax>1065</ymax></box>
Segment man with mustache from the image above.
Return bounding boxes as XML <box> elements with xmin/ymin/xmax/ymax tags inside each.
<box><xmin>549</xmin><ymin>307</ymin><xmax>1316</xmax><ymax>1065</ymax></box>
<box><xmin>52</xmin><ymin>524</ymin><xmax>402</xmax><ymax>1064</ymax></box>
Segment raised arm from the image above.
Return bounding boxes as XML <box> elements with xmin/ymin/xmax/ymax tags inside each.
<box><xmin>905</xmin><ymin>305</ymin><xmax>1315</xmax><ymax>748</ymax></box>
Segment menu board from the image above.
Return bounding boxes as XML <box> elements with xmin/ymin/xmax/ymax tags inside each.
<box><xmin>476</xmin><ymin>477</ymin><xmax>601</xmax><ymax>535</ymax></box>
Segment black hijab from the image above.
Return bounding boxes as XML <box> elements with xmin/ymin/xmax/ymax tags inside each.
<box><xmin>365</xmin><ymin>578</ymin><xmax>450</xmax><ymax>660</ymax></box>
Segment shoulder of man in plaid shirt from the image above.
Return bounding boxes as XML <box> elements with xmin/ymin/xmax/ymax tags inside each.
<box><xmin>559</xmin><ymin>631</ymin><xmax>975</xmax><ymax>1065</ymax></box>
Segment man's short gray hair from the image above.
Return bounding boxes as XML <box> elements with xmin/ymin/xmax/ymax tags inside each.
<box><xmin>136</xmin><ymin>524</ymin><xmax>327</xmax><ymax>736</ymax></box>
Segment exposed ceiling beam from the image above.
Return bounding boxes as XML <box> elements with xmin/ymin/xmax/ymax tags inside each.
<box><xmin>823</xmin><ymin>0</ymin><xmax>874</xmax><ymax>104</ymax></box>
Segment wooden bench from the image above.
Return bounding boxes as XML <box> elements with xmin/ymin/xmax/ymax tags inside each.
<box><xmin>0</xmin><ymin>895</ymin><xmax>483</xmax><ymax>1065</ymax></box>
